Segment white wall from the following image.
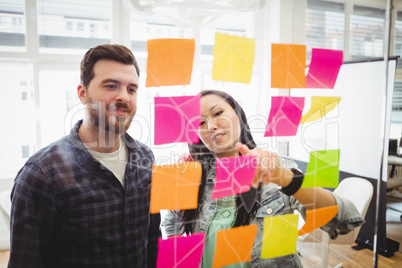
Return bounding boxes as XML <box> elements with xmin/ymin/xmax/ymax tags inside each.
<box><xmin>289</xmin><ymin>59</ymin><xmax>397</xmax><ymax>180</ymax></box>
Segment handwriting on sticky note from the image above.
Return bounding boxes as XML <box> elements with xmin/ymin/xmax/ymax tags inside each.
<box><xmin>154</xmin><ymin>95</ymin><xmax>200</xmax><ymax>145</ymax></box>
<box><xmin>150</xmin><ymin>161</ymin><xmax>202</xmax><ymax>213</ymax></box>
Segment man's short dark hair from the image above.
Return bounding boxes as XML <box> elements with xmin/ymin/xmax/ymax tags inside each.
<box><xmin>80</xmin><ymin>44</ymin><xmax>140</xmax><ymax>87</ymax></box>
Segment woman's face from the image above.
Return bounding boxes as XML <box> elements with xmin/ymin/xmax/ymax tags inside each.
<box><xmin>198</xmin><ymin>94</ymin><xmax>241</xmax><ymax>158</ymax></box>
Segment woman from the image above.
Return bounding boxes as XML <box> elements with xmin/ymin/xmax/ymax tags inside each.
<box><xmin>161</xmin><ymin>90</ymin><xmax>363</xmax><ymax>267</ymax></box>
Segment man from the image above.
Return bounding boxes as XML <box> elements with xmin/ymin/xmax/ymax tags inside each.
<box><xmin>9</xmin><ymin>44</ymin><xmax>160</xmax><ymax>267</ymax></box>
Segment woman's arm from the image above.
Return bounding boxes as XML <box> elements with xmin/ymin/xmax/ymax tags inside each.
<box><xmin>236</xmin><ymin>142</ymin><xmax>336</xmax><ymax>209</ymax></box>
<box><xmin>160</xmin><ymin>210</ymin><xmax>185</xmax><ymax>237</ymax></box>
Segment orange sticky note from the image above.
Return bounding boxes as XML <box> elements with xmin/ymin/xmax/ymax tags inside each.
<box><xmin>150</xmin><ymin>161</ymin><xmax>201</xmax><ymax>213</ymax></box>
<box><xmin>212</xmin><ymin>225</ymin><xmax>257</xmax><ymax>268</ymax></box>
<box><xmin>271</xmin><ymin>44</ymin><xmax>306</xmax><ymax>89</ymax></box>
<box><xmin>298</xmin><ymin>205</ymin><xmax>338</xmax><ymax>236</ymax></box>
<box><xmin>146</xmin><ymin>38</ymin><xmax>195</xmax><ymax>87</ymax></box>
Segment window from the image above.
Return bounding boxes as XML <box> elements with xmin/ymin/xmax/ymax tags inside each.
<box><xmin>0</xmin><ymin>63</ymin><xmax>35</xmax><ymax>178</ymax></box>
<box><xmin>0</xmin><ymin>0</ymin><xmax>25</xmax><ymax>51</ymax></box>
<box><xmin>76</xmin><ymin>22</ymin><xmax>84</xmax><ymax>31</ymax></box>
<box><xmin>21</xmin><ymin>91</ymin><xmax>27</xmax><ymax>100</ymax></box>
<box><xmin>39</xmin><ymin>70</ymin><xmax>80</xmax><ymax>146</ymax></box>
<box><xmin>395</xmin><ymin>11</ymin><xmax>402</xmax><ymax>69</ymax></box>
<box><xmin>305</xmin><ymin>0</ymin><xmax>345</xmax><ymax>62</ymax></box>
<box><xmin>393</xmin><ymin>81</ymin><xmax>402</xmax><ymax>111</ymax></box>
<box><xmin>349</xmin><ymin>5</ymin><xmax>385</xmax><ymax>60</ymax></box>
<box><xmin>130</xmin><ymin>12</ymin><xmax>193</xmax><ymax>55</ymax></box>
<box><xmin>65</xmin><ymin>21</ymin><xmax>73</xmax><ymax>31</ymax></box>
<box><xmin>21</xmin><ymin>145</ymin><xmax>30</xmax><ymax>159</ymax></box>
<box><xmin>393</xmin><ymin>10</ymin><xmax>402</xmax><ymax>116</ymax></box>
<box><xmin>36</xmin><ymin>0</ymin><xmax>112</xmax><ymax>53</ymax></box>
<box><xmin>199</xmin><ymin>12</ymin><xmax>253</xmax><ymax>58</ymax></box>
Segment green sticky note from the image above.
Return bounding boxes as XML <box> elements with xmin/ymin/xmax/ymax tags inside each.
<box><xmin>303</xmin><ymin>150</ymin><xmax>340</xmax><ymax>188</ymax></box>
<box><xmin>261</xmin><ymin>214</ymin><xmax>299</xmax><ymax>259</ymax></box>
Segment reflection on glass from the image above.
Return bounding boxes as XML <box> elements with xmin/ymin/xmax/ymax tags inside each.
<box><xmin>395</xmin><ymin>11</ymin><xmax>402</xmax><ymax>69</ymax></box>
<box><xmin>130</xmin><ymin>12</ymin><xmax>194</xmax><ymax>56</ymax></box>
<box><xmin>200</xmin><ymin>12</ymin><xmax>253</xmax><ymax>59</ymax></box>
<box><xmin>350</xmin><ymin>5</ymin><xmax>385</xmax><ymax>60</ymax></box>
<box><xmin>305</xmin><ymin>0</ymin><xmax>345</xmax><ymax>62</ymax></box>
<box><xmin>0</xmin><ymin>0</ymin><xmax>26</xmax><ymax>51</ymax></box>
<box><xmin>39</xmin><ymin>70</ymin><xmax>80</xmax><ymax>146</ymax></box>
<box><xmin>0</xmin><ymin>63</ymin><xmax>34</xmax><ymax>178</ymax></box>
<box><xmin>36</xmin><ymin>0</ymin><xmax>112</xmax><ymax>53</ymax></box>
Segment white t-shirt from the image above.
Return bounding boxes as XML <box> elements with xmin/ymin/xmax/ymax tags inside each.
<box><xmin>86</xmin><ymin>138</ymin><xmax>128</xmax><ymax>186</ymax></box>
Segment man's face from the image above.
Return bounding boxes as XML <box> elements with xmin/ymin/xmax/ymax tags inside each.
<box><xmin>78</xmin><ymin>59</ymin><xmax>139</xmax><ymax>134</ymax></box>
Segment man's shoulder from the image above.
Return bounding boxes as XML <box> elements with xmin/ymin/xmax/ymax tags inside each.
<box><xmin>124</xmin><ymin>134</ymin><xmax>153</xmax><ymax>157</ymax></box>
<box><xmin>15</xmin><ymin>136</ymin><xmax>76</xmax><ymax>183</ymax></box>
<box><xmin>25</xmin><ymin>136</ymin><xmax>73</xmax><ymax>166</ymax></box>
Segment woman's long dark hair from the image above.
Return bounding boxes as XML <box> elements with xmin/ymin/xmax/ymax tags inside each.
<box><xmin>181</xmin><ymin>90</ymin><xmax>261</xmax><ymax>234</ymax></box>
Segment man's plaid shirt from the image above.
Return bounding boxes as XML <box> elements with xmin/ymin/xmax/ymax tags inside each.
<box><xmin>9</xmin><ymin>120</ymin><xmax>160</xmax><ymax>267</ymax></box>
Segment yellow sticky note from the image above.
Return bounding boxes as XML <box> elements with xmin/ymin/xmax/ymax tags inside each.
<box><xmin>212</xmin><ymin>33</ymin><xmax>255</xmax><ymax>84</ymax></box>
<box><xmin>301</xmin><ymin>96</ymin><xmax>341</xmax><ymax>123</ymax></box>
<box><xmin>261</xmin><ymin>214</ymin><xmax>299</xmax><ymax>259</ymax></box>
<box><xmin>212</xmin><ymin>225</ymin><xmax>257</xmax><ymax>268</ymax></box>
<box><xmin>298</xmin><ymin>205</ymin><xmax>338</xmax><ymax>236</ymax></box>
<box><xmin>150</xmin><ymin>162</ymin><xmax>201</xmax><ymax>213</ymax></box>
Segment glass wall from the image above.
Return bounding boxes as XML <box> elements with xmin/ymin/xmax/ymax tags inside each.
<box><xmin>0</xmin><ymin>0</ymin><xmax>400</xmax><ymax>267</ymax></box>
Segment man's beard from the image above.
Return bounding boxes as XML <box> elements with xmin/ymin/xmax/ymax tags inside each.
<box><xmin>87</xmin><ymin>98</ymin><xmax>135</xmax><ymax>135</ymax></box>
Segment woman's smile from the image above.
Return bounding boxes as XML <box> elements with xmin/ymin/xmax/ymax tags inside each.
<box><xmin>199</xmin><ymin>94</ymin><xmax>241</xmax><ymax>158</ymax></box>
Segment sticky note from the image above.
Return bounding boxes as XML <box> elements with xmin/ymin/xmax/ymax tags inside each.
<box><xmin>298</xmin><ymin>205</ymin><xmax>338</xmax><ymax>236</ymax></box>
<box><xmin>212</xmin><ymin>225</ymin><xmax>258</xmax><ymax>268</ymax></box>
<box><xmin>150</xmin><ymin>161</ymin><xmax>202</xmax><ymax>213</ymax></box>
<box><xmin>306</xmin><ymin>48</ymin><xmax>343</xmax><ymax>89</ymax></box>
<box><xmin>303</xmin><ymin>150</ymin><xmax>340</xmax><ymax>188</ymax></box>
<box><xmin>211</xmin><ymin>155</ymin><xmax>258</xmax><ymax>200</ymax></box>
<box><xmin>271</xmin><ymin>44</ymin><xmax>306</xmax><ymax>89</ymax></box>
<box><xmin>146</xmin><ymin>38</ymin><xmax>195</xmax><ymax>87</ymax></box>
<box><xmin>212</xmin><ymin>33</ymin><xmax>255</xmax><ymax>84</ymax></box>
<box><xmin>261</xmin><ymin>214</ymin><xmax>299</xmax><ymax>259</ymax></box>
<box><xmin>301</xmin><ymin>96</ymin><xmax>341</xmax><ymax>123</ymax></box>
<box><xmin>156</xmin><ymin>233</ymin><xmax>205</xmax><ymax>268</ymax></box>
<box><xmin>154</xmin><ymin>95</ymin><xmax>200</xmax><ymax>145</ymax></box>
<box><xmin>264</xmin><ymin>96</ymin><xmax>305</xmax><ymax>137</ymax></box>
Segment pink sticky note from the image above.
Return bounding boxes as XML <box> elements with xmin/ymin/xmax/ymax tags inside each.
<box><xmin>265</xmin><ymin>96</ymin><xmax>305</xmax><ymax>137</ymax></box>
<box><xmin>154</xmin><ymin>95</ymin><xmax>200</xmax><ymax>145</ymax></box>
<box><xmin>156</xmin><ymin>233</ymin><xmax>205</xmax><ymax>268</ymax></box>
<box><xmin>212</xmin><ymin>155</ymin><xmax>258</xmax><ymax>200</ymax></box>
<box><xmin>306</xmin><ymin>48</ymin><xmax>343</xmax><ymax>89</ymax></box>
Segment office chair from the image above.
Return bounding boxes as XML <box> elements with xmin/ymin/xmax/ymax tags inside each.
<box><xmin>299</xmin><ymin>177</ymin><xmax>373</xmax><ymax>268</ymax></box>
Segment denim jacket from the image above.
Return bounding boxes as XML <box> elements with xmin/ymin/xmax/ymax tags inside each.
<box><xmin>161</xmin><ymin>157</ymin><xmax>364</xmax><ymax>268</ymax></box>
